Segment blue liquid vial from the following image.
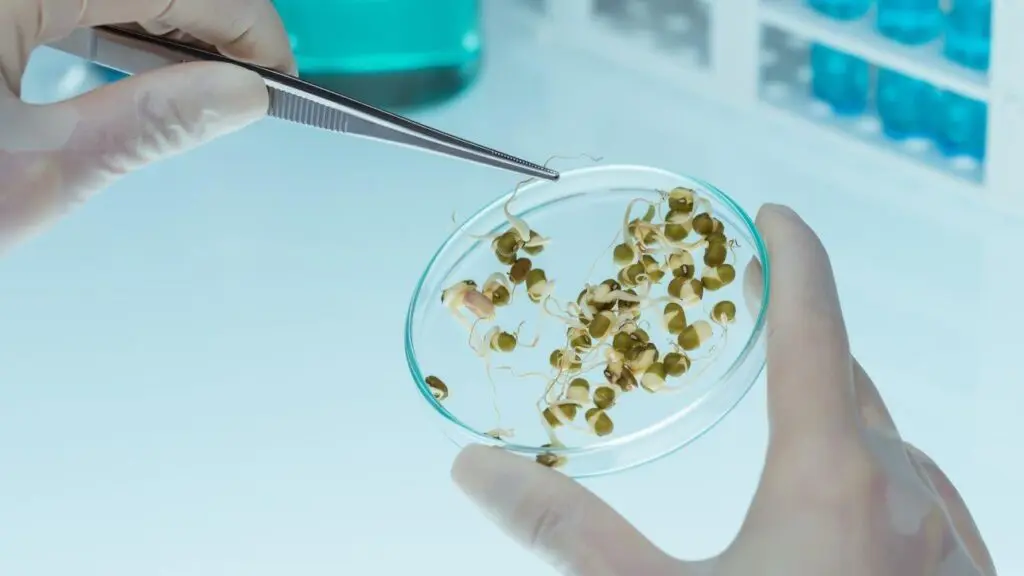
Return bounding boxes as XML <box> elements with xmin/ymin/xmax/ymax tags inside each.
<box><xmin>876</xmin><ymin>69</ymin><xmax>937</xmax><ymax>138</ymax></box>
<box><xmin>810</xmin><ymin>44</ymin><xmax>870</xmax><ymax>115</ymax></box>
<box><xmin>272</xmin><ymin>0</ymin><xmax>482</xmax><ymax>110</ymax></box>
<box><xmin>876</xmin><ymin>0</ymin><xmax>942</xmax><ymax>44</ymax></box>
<box><xmin>933</xmin><ymin>91</ymin><xmax>986</xmax><ymax>159</ymax></box>
<box><xmin>807</xmin><ymin>0</ymin><xmax>871</xmax><ymax>20</ymax></box>
<box><xmin>944</xmin><ymin>0</ymin><xmax>991</xmax><ymax>71</ymax></box>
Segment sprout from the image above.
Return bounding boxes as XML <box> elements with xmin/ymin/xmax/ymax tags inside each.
<box><xmin>426</xmin><ymin>375</ymin><xmax>449</xmax><ymax>401</ymax></box>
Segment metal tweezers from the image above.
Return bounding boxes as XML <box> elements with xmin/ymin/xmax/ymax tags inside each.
<box><xmin>46</xmin><ymin>25</ymin><xmax>559</xmax><ymax>181</ymax></box>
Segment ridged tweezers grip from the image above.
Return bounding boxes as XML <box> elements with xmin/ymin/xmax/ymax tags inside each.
<box><xmin>268</xmin><ymin>88</ymin><xmax>350</xmax><ymax>133</ymax></box>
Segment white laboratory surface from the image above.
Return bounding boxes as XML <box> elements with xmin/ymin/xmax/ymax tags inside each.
<box><xmin>1</xmin><ymin>2</ymin><xmax>1021</xmax><ymax>575</ymax></box>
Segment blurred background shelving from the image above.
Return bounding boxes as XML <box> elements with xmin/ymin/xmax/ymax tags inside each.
<box><xmin>514</xmin><ymin>0</ymin><xmax>1022</xmax><ymax>211</ymax></box>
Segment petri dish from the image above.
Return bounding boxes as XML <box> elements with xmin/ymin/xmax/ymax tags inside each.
<box><xmin>405</xmin><ymin>164</ymin><xmax>769</xmax><ymax>477</ymax></box>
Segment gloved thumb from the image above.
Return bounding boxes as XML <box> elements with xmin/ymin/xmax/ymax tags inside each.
<box><xmin>451</xmin><ymin>445</ymin><xmax>681</xmax><ymax>575</ymax></box>
<box><xmin>56</xmin><ymin>60</ymin><xmax>268</xmax><ymax>192</ymax></box>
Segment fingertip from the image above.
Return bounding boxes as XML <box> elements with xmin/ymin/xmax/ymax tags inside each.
<box><xmin>743</xmin><ymin>257</ymin><xmax>763</xmax><ymax>318</ymax></box>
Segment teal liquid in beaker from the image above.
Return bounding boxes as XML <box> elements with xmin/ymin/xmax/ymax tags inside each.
<box><xmin>933</xmin><ymin>91</ymin><xmax>986</xmax><ymax>159</ymax></box>
<box><xmin>273</xmin><ymin>0</ymin><xmax>483</xmax><ymax>110</ymax></box>
<box><xmin>876</xmin><ymin>68</ymin><xmax>937</xmax><ymax>139</ymax></box>
<box><xmin>876</xmin><ymin>0</ymin><xmax>942</xmax><ymax>44</ymax></box>
<box><xmin>810</xmin><ymin>44</ymin><xmax>870</xmax><ymax>115</ymax></box>
<box><xmin>944</xmin><ymin>0</ymin><xmax>991</xmax><ymax>71</ymax></box>
<box><xmin>807</xmin><ymin>0</ymin><xmax>872</xmax><ymax>19</ymax></box>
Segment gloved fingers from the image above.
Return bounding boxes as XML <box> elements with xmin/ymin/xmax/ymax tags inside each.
<box><xmin>78</xmin><ymin>0</ymin><xmax>296</xmax><ymax>73</ymax></box>
<box><xmin>1</xmin><ymin>0</ymin><xmax>295</xmax><ymax>98</ymax></box>
<box><xmin>743</xmin><ymin>258</ymin><xmax>901</xmax><ymax>438</ymax></box>
<box><xmin>905</xmin><ymin>444</ymin><xmax>996</xmax><ymax>576</ymax></box>
<box><xmin>56</xmin><ymin>60</ymin><xmax>268</xmax><ymax>190</ymax></box>
<box><xmin>451</xmin><ymin>445</ymin><xmax>683</xmax><ymax>576</ymax></box>
<box><xmin>749</xmin><ymin>205</ymin><xmax>861</xmax><ymax>451</ymax></box>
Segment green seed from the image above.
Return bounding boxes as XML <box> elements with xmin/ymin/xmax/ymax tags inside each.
<box><xmin>525</xmin><ymin>268</ymin><xmax>547</xmax><ymax>289</ymax></box>
<box><xmin>664</xmin><ymin>302</ymin><xmax>686</xmax><ymax>334</ymax></box>
<box><xmin>613</xmin><ymin>242</ymin><xmax>636</xmax><ymax>266</ymax></box>
<box><xmin>535</xmin><ymin>451</ymin><xmax>565</xmax><ymax>468</ymax></box>
<box><xmin>704</xmin><ymin>242</ymin><xmax>728</xmax><ymax>267</ymax></box>
<box><xmin>712</xmin><ymin>301</ymin><xmax>737</xmax><ymax>325</ymax></box>
<box><xmin>612</xmin><ymin>331</ymin><xmax>635</xmax><ymax>353</ymax></box>
<box><xmin>489</xmin><ymin>285</ymin><xmax>511</xmax><ymax>306</ymax></box>
<box><xmin>586</xmin><ymin>408</ymin><xmax>614</xmax><ymax>436</ymax></box>
<box><xmin>588</xmin><ymin>311</ymin><xmax>615</xmax><ymax>339</ymax></box>
<box><xmin>667</xmin><ymin>187</ymin><xmax>695</xmax><ymax>213</ymax></box>
<box><xmin>663</xmin><ymin>352</ymin><xmax>690</xmax><ymax>377</ymax></box>
<box><xmin>523</xmin><ymin>231</ymin><xmax>544</xmax><ymax>255</ymax></box>
<box><xmin>692</xmin><ymin>213</ymin><xmax>714</xmax><ymax>236</ymax></box>
<box><xmin>641</xmin><ymin>362</ymin><xmax>667</xmax><ymax>392</ymax></box>
<box><xmin>665</xmin><ymin>223</ymin><xmax>689</xmax><ymax>242</ymax></box>
<box><xmin>492</xmin><ymin>332</ymin><xmax>517</xmax><ymax>352</ymax></box>
<box><xmin>593</xmin><ymin>385</ymin><xmax>617</xmax><ymax>409</ymax></box>
<box><xmin>493</xmin><ymin>230</ymin><xmax>520</xmax><ymax>256</ymax></box>
<box><xmin>567</xmin><ymin>378</ymin><xmax>590</xmax><ymax>404</ymax></box>
<box><xmin>678</xmin><ymin>320</ymin><xmax>713</xmax><ymax>351</ymax></box>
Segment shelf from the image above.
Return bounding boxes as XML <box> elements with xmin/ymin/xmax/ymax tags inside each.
<box><xmin>760</xmin><ymin>0</ymin><xmax>989</xmax><ymax>101</ymax></box>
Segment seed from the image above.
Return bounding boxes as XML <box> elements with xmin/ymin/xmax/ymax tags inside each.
<box><xmin>523</xmin><ymin>231</ymin><xmax>545</xmax><ymax>255</ymax></box>
<box><xmin>664</xmin><ymin>302</ymin><xmax>686</xmax><ymax>334</ymax></box>
<box><xmin>612</xmin><ymin>242</ymin><xmax>636</xmax><ymax>266</ymax></box>
<box><xmin>543</xmin><ymin>403</ymin><xmax>578</xmax><ymax>427</ymax></box>
<box><xmin>593</xmin><ymin>385</ymin><xmax>617</xmax><ymax>409</ymax></box>
<box><xmin>535</xmin><ymin>451</ymin><xmax>566</xmax><ymax>468</ymax></box>
<box><xmin>585</xmin><ymin>408</ymin><xmax>614</xmax><ymax>437</ymax></box>
<box><xmin>678</xmin><ymin>320</ymin><xmax>713</xmax><ymax>351</ymax></box>
<box><xmin>489</xmin><ymin>284</ymin><xmax>511</xmax><ymax>306</ymax></box>
<box><xmin>525</xmin><ymin>268</ymin><xmax>547</xmax><ymax>289</ymax></box>
<box><xmin>496</xmin><ymin>251</ymin><xmax>517</xmax><ymax>265</ymax></box>
<box><xmin>425</xmin><ymin>375</ymin><xmax>448</xmax><ymax>401</ymax></box>
<box><xmin>569</xmin><ymin>329</ymin><xmax>593</xmax><ymax>351</ymax></box>
<box><xmin>550</xmin><ymin>349</ymin><xmax>582</xmax><ymax>371</ymax></box>
<box><xmin>665</xmin><ymin>223</ymin><xmax>689</xmax><ymax>242</ymax></box>
<box><xmin>712</xmin><ymin>300</ymin><xmax>737</xmax><ymax>325</ymax></box>
<box><xmin>618</xmin><ymin>262</ymin><xmax>646</xmax><ymax>286</ymax></box>
<box><xmin>704</xmin><ymin>242</ymin><xmax>728</xmax><ymax>267</ymax></box>
<box><xmin>680</xmin><ymin>278</ymin><xmax>704</xmax><ymax>302</ymax></box>
<box><xmin>663</xmin><ymin>352</ymin><xmax>691</xmax><ymax>377</ymax></box>
<box><xmin>588</xmin><ymin>311</ymin><xmax>615</xmax><ymax>339</ymax></box>
<box><xmin>490</xmin><ymin>331</ymin><xmax>517</xmax><ymax>352</ymax></box>
<box><xmin>631</xmin><ymin>328</ymin><xmax>650</xmax><ymax>344</ymax></box>
<box><xmin>702</xmin><ymin>264</ymin><xmax>736</xmax><ymax>291</ymax></box>
<box><xmin>667</xmin><ymin>276</ymin><xmax>686</xmax><ymax>299</ymax></box>
<box><xmin>692</xmin><ymin>213</ymin><xmax>714</xmax><ymax>236</ymax></box>
<box><xmin>567</xmin><ymin>378</ymin><xmax>590</xmax><ymax>404</ymax></box>
<box><xmin>509</xmin><ymin>257</ymin><xmax>532</xmax><ymax>284</ymax></box>
<box><xmin>665</xmin><ymin>209</ymin><xmax>692</xmax><ymax>225</ymax></box>
<box><xmin>667</xmin><ymin>187</ymin><xmax>695</xmax><ymax>213</ymax></box>
<box><xmin>629</xmin><ymin>343</ymin><xmax>658</xmax><ymax>374</ymax></box>
<box><xmin>706</xmin><ymin>231</ymin><xmax>727</xmax><ymax>247</ymax></box>
<box><xmin>641</xmin><ymin>362</ymin><xmax>667</xmax><ymax>392</ymax></box>
<box><xmin>612</xmin><ymin>331</ymin><xmax>635</xmax><ymax>353</ymax></box>
<box><xmin>616</xmin><ymin>366</ymin><xmax>639</xmax><ymax>391</ymax></box>
<box><xmin>493</xmin><ymin>230</ymin><xmax>521</xmax><ymax>256</ymax></box>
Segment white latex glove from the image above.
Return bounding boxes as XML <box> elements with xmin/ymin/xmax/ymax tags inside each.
<box><xmin>452</xmin><ymin>204</ymin><xmax>996</xmax><ymax>576</ymax></box>
<box><xmin>0</xmin><ymin>0</ymin><xmax>296</xmax><ymax>252</ymax></box>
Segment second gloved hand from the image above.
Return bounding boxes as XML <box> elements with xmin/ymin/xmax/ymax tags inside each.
<box><xmin>0</xmin><ymin>0</ymin><xmax>297</xmax><ymax>252</ymax></box>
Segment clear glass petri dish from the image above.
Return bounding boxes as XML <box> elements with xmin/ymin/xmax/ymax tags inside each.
<box><xmin>405</xmin><ymin>164</ymin><xmax>769</xmax><ymax>477</ymax></box>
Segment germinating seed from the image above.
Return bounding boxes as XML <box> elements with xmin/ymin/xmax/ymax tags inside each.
<box><xmin>439</xmin><ymin>175</ymin><xmax>747</xmax><ymax>452</ymax></box>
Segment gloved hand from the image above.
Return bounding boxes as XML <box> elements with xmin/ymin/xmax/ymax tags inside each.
<box><xmin>452</xmin><ymin>204</ymin><xmax>996</xmax><ymax>576</ymax></box>
<box><xmin>0</xmin><ymin>0</ymin><xmax>296</xmax><ymax>252</ymax></box>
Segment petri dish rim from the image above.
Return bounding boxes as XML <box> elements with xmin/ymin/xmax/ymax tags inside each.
<box><xmin>405</xmin><ymin>164</ymin><xmax>770</xmax><ymax>461</ymax></box>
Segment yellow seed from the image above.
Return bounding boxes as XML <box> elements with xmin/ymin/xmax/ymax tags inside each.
<box><xmin>680</xmin><ymin>278</ymin><xmax>704</xmax><ymax>302</ymax></box>
<box><xmin>586</xmin><ymin>408</ymin><xmax>614</xmax><ymax>437</ymax></box>
<box><xmin>425</xmin><ymin>375</ymin><xmax>448</xmax><ymax>401</ymax></box>
<box><xmin>641</xmin><ymin>362</ymin><xmax>667</xmax><ymax>392</ymax></box>
<box><xmin>567</xmin><ymin>378</ymin><xmax>590</xmax><ymax>404</ymax></box>
<box><xmin>712</xmin><ymin>301</ymin><xmax>737</xmax><ymax>324</ymax></box>
<box><xmin>490</xmin><ymin>331</ymin><xmax>517</xmax><ymax>352</ymax></box>
<box><xmin>678</xmin><ymin>320</ymin><xmax>713</xmax><ymax>351</ymax></box>
<box><xmin>489</xmin><ymin>284</ymin><xmax>511</xmax><ymax>306</ymax></box>
<box><xmin>523</xmin><ymin>231</ymin><xmax>545</xmax><ymax>255</ymax></box>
